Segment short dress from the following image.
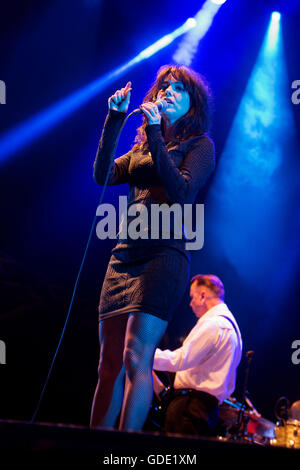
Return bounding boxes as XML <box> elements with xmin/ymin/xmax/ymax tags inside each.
<box><xmin>93</xmin><ymin>110</ymin><xmax>215</xmax><ymax>322</ymax></box>
<box><xmin>98</xmin><ymin>243</ymin><xmax>190</xmax><ymax>322</ymax></box>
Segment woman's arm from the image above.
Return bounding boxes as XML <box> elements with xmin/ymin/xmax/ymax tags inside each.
<box><xmin>93</xmin><ymin>82</ymin><xmax>132</xmax><ymax>186</ymax></box>
<box><xmin>146</xmin><ymin>125</ymin><xmax>215</xmax><ymax>205</ymax></box>
<box><xmin>93</xmin><ymin>110</ymin><xmax>131</xmax><ymax>185</ymax></box>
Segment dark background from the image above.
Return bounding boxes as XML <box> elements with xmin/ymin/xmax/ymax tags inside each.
<box><xmin>0</xmin><ymin>0</ymin><xmax>299</xmax><ymax>427</ymax></box>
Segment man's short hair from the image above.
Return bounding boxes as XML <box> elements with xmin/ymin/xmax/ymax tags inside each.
<box><xmin>190</xmin><ymin>274</ymin><xmax>225</xmax><ymax>301</ymax></box>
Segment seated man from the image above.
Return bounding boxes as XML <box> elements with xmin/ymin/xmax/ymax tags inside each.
<box><xmin>153</xmin><ymin>274</ymin><xmax>243</xmax><ymax>436</ymax></box>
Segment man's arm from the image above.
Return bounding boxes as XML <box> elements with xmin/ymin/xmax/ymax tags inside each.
<box><xmin>152</xmin><ymin>371</ymin><xmax>165</xmax><ymax>399</ymax></box>
<box><xmin>153</xmin><ymin>320</ymin><xmax>220</xmax><ymax>372</ymax></box>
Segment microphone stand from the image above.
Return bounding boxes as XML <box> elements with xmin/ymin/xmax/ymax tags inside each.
<box><xmin>236</xmin><ymin>350</ymin><xmax>254</xmax><ymax>442</ymax></box>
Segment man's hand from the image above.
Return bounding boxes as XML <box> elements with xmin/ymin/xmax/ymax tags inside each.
<box><xmin>152</xmin><ymin>370</ymin><xmax>165</xmax><ymax>399</ymax></box>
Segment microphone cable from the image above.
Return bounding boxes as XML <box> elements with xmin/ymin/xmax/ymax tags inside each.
<box><xmin>30</xmin><ymin>110</ymin><xmax>136</xmax><ymax>423</ymax></box>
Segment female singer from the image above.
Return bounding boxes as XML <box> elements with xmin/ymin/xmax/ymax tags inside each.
<box><xmin>90</xmin><ymin>64</ymin><xmax>215</xmax><ymax>431</ymax></box>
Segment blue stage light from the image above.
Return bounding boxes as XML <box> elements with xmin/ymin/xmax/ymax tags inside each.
<box><xmin>0</xmin><ymin>18</ymin><xmax>196</xmax><ymax>164</ymax></box>
<box><xmin>203</xmin><ymin>11</ymin><xmax>297</xmax><ymax>305</ymax></box>
<box><xmin>138</xmin><ymin>18</ymin><xmax>196</xmax><ymax>60</ymax></box>
<box><xmin>267</xmin><ymin>11</ymin><xmax>281</xmax><ymax>51</ymax></box>
<box><xmin>185</xmin><ymin>18</ymin><xmax>197</xmax><ymax>29</ymax></box>
<box><xmin>271</xmin><ymin>11</ymin><xmax>281</xmax><ymax>22</ymax></box>
<box><xmin>173</xmin><ymin>0</ymin><xmax>226</xmax><ymax>66</ymax></box>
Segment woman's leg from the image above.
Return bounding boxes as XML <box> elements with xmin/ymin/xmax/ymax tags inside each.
<box><xmin>90</xmin><ymin>314</ymin><xmax>128</xmax><ymax>429</ymax></box>
<box><xmin>119</xmin><ymin>312</ymin><xmax>168</xmax><ymax>431</ymax></box>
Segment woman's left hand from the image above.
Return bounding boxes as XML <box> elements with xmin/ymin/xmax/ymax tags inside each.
<box><xmin>139</xmin><ymin>102</ymin><xmax>162</xmax><ymax>125</ymax></box>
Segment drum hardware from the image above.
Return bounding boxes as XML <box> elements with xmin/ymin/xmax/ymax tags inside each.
<box><xmin>148</xmin><ymin>387</ymin><xmax>277</xmax><ymax>445</ymax></box>
<box><xmin>270</xmin><ymin>397</ymin><xmax>300</xmax><ymax>449</ymax></box>
<box><xmin>231</xmin><ymin>350</ymin><xmax>255</xmax><ymax>442</ymax></box>
<box><xmin>217</xmin><ymin>349</ymin><xmax>276</xmax><ymax>446</ymax></box>
<box><xmin>271</xmin><ymin>419</ymin><xmax>300</xmax><ymax>449</ymax></box>
<box><xmin>218</xmin><ymin>396</ymin><xmax>275</xmax><ymax>445</ymax></box>
<box><xmin>147</xmin><ymin>355</ymin><xmax>279</xmax><ymax>447</ymax></box>
<box><xmin>274</xmin><ymin>396</ymin><xmax>289</xmax><ymax>425</ymax></box>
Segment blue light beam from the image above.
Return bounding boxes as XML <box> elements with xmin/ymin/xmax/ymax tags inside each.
<box><xmin>173</xmin><ymin>0</ymin><xmax>226</xmax><ymax>66</ymax></box>
<box><xmin>204</xmin><ymin>13</ymin><xmax>297</xmax><ymax>297</ymax></box>
<box><xmin>0</xmin><ymin>18</ymin><xmax>196</xmax><ymax>164</ymax></box>
<box><xmin>267</xmin><ymin>11</ymin><xmax>281</xmax><ymax>52</ymax></box>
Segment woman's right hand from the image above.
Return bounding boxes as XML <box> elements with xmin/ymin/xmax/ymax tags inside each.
<box><xmin>108</xmin><ymin>81</ymin><xmax>132</xmax><ymax>113</ymax></box>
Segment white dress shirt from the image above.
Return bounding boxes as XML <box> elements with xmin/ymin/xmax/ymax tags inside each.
<box><xmin>153</xmin><ymin>303</ymin><xmax>242</xmax><ymax>403</ymax></box>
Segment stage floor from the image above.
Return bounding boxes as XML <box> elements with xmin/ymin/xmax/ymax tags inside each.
<box><xmin>0</xmin><ymin>419</ymin><xmax>299</xmax><ymax>466</ymax></box>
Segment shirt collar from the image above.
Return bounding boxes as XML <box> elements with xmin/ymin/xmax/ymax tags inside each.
<box><xmin>198</xmin><ymin>302</ymin><xmax>231</xmax><ymax>323</ymax></box>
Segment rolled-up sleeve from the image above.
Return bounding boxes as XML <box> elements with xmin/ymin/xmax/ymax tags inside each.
<box><xmin>153</xmin><ymin>320</ymin><xmax>220</xmax><ymax>372</ymax></box>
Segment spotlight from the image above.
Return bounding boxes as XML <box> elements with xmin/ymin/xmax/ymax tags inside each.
<box><xmin>268</xmin><ymin>11</ymin><xmax>281</xmax><ymax>51</ymax></box>
<box><xmin>272</xmin><ymin>11</ymin><xmax>281</xmax><ymax>22</ymax></box>
<box><xmin>185</xmin><ymin>17</ymin><xmax>197</xmax><ymax>29</ymax></box>
<box><xmin>210</xmin><ymin>0</ymin><xmax>227</xmax><ymax>4</ymax></box>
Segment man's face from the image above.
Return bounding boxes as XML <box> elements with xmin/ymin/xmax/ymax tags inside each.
<box><xmin>189</xmin><ymin>282</ymin><xmax>205</xmax><ymax>318</ymax></box>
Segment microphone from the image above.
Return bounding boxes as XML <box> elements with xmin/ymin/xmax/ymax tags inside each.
<box><xmin>131</xmin><ymin>98</ymin><xmax>167</xmax><ymax>116</ymax></box>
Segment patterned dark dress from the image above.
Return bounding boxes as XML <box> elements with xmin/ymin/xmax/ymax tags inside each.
<box><xmin>93</xmin><ymin>110</ymin><xmax>215</xmax><ymax>322</ymax></box>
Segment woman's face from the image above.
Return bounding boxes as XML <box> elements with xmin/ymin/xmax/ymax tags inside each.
<box><xmin>157</xmin><ymin>75</ymin><xmax>191</xmax><ymax>125</ymax></box>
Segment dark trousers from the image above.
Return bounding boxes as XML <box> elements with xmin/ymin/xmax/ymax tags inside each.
<box><xmin>163</xmin><ymin>389</ymin><xmax>219</xmax><ymax>437</ymax></box>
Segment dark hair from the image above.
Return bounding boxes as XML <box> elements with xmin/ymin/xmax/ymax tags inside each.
<box><xmin>190</xmin><ymin>274</ymin><xmax>225</xmax><ymax>301</ymax></box>
<box><xmin>132</xmin><ymin>64</ymin><xmax>212</xmax><ymax>151</ymax></box>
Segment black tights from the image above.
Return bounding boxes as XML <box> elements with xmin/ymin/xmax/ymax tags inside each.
<box><xmin>90</xmin><ymin>312</ymin><xmax>168</xmax><ymax>431</ymax></box>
